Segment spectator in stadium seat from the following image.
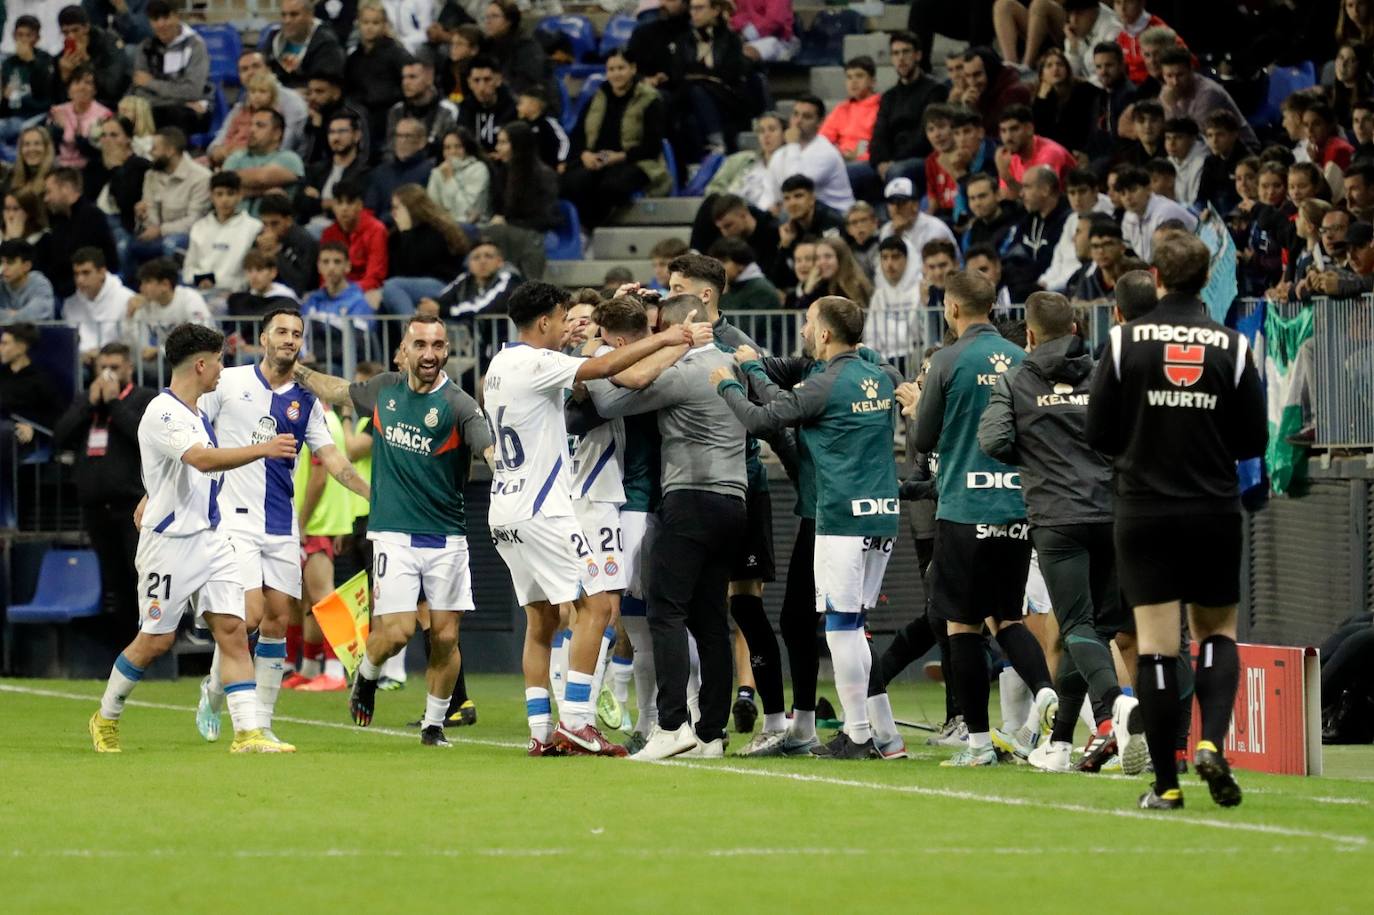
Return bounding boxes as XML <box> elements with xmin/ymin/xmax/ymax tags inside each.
<box><xmin>691</xmin><ymin>193</ymin><xmax>780</xmax><ymax>274</ymax></box>
<box><xmin>1042</xmin><ymin>167</ymin><xmax>1112</xmax><ymax>292</ymax></box>
<box><xmin>710</xmin><ymin>236</ymin><xmax>780</xmax><ymax>309</ymax></box>
<box><xmin>428</xmin><ymin>127</ymin><xmax>492</xmax><ymax>225</ymax></box>
<box><xmin>1309</xmin><ymin>220</ymin><xmax>1374</xmax><ymax>297</ymax></box>
<box><xmin>0</xmin><ymin>240</ymin><xmax>55</xmax><ymax>322</ymax></box>
<box><xmin>866</xmin><ymin>235</ymin><xmax>920</xmax><ymax>358</ymax></box>
<box><xmin>181</xmin><ymin>172</ymin><xmax>262</xmax><ymax>306</ymax></box>
<box><xmin>961</xmin><ymin>172</ymin><xmax>1023</xmax><ymax>254</ymax></box>
<box><xmin>208</xmin><ymin>52</ymin><xmax>308</xmax><ymax>167</ymax></box>
<box><xmin>1086</xmin><ymin>42</ymin><xmax>1135</xmax><ymax>156</ymax></box>
<box><xmin>845</xmin><ymin>201</ymin><xmax>880</xmax><ymax>278</ymax></box>
<box><xmin>667</xmin><ymin>0</ymin><xmax>751</xmax><ymax>159</ymax></box>
<box><xmin>995</xmin><ymin>103</ymin><xmax>1074</xmax><ymax>201</ymax></box>
<box><xmin>347</xmin><ymin>2</ymin><xmax>413</xmax><ymax>156</ymax></box>
<box><xmin>48</xmin><ymin>66</ymin><xmax>111</xmax><ymax>170</ymax></box>
<box><xmin>484</xmin><ymin>120</ymin><xmax>556</xmax><ymax>281</ymax></box>
<box><xmin>768</xmin><ymin>174</ymin><xmax>844</xmax><ymax>289</ymax></box>
<box><xmin>1114</xmin><ymin>97</ymin><xmax>1164</xmax><ymax>168</ymax></box>
<box><xmin>1031</xmin><ymin>47</ymin><xmax>1098</xmax><ymax>156</ymax></box>
<box><xmin>649</xmin><ymin>237</ymin><xmax>690</xmax><ymax>291</ymax></box>
<box><xmin>1112</xmin><ymin>0</ymin><xmax>1175</xmax><ymax>86</ymax></box>
<box><xmin>480</xmin><ymin>1</ymin><xmax>555</xmax><ymax>106</ymax></box>
<box><xmin>3</xmin><ymin>188</ymin><xmax>56</xmax><ymax>284</ymax></box>
<box><xmin>1304</xmin><ymin>100</ymin><xmax>1357</xmax><ymax>173</ymax></box>
<box><xmin>820</xmin><ymin>56</ymin><xmax>881</xmax><ymax>178</ymax></box>
<box><xmin>864</xmin><ymin>31</ymin><xmax>949</xmax><ymax>200</ymax></box>
<box><xmin>1070</xmin><ymin>216</ymin><xmax>1130</xmax><ymax>303</ymax></box>
<box><xmin>321</xmin><ymin>177</ymin><xmax>388</xmax><ymax>301</ymax></box>
<box><xmin>780</xmin><ymin>236</ymin><xmax>816</xmax><ymax>308</ymax></box>
<box><xmin>1163</xmin><ymin>118</ymin><xmax>1206</xmax><ymax>208</ymax></box>
<box><xmin>438</xmin><ymin>23</ymin><xmax>481</xmax><ymax>104</ymax></box>
<box><xmin>364</xmin><ymin>116</ymin><xmax>434</xmax><ymax>221</ymax></box>
<box><xmin>267</xmin><ymin>0</ymin><xmax>348</xmax><ymax>89</ymax></box>
<box><xmin>379</xmin><ymin>182</ymin><xmax>469</xmax><ymax>314</ymax></box>
<box><xmin>768</xmin><ymin>96</ymin><xmax>855</xmax><ymax>214</ymax></box>
<box><xmin>920</xmin><ymin>104</ymin><xmax>966</xmax><ymax>221</ymax></box>
<box><xmin>130</xmin><ymin>126</ymin><xmax>208</xmax><ymax>269</ymax></box>
<box><xmin>226</xmin><ymin>251</ymin><xmax>302</xmax><ymax>323</ymax></box>
<box><xmin>456</xmin><ymin>56</ymin><xmax>517</xmax><ymax>154</ymax></box>
<box><xmin>300</xmin><ymin>71</ymin><xmax>372</xmax><ymax>166</ymax></box>
<box><xmin>917</xmin><ymin>239</ymin><xmax>958</xmax><ymax>308</ymax></box>
<box><xmin>0</xmin><ymin>16</ymin><xmax>58</xmax><ymax>145</ymax></box>
<box><xmin>796</xmin><ymin>236</ymin><xmax>871</xmax><ymax>309</ymax></box>
<box><xmin>1157</xmin><ymin>46</ymin><xmax>1259</xmax><ymax>150</ymax></box>
<box><xmin>82</xmin><ymin>0</ymin><xmax>154</xmax><ymax>46</ymax></box>
<box><xmin>224</xmin><ymin>109</ymin><xmax>306</xmax><ymax>215</ymax></box>
<box><xmin>964</xmin><ymin>242</ymin><xmax>1014</xmax><ymax>308</ymax></box>
<box><xmin>878</xmin><ymin>176</ymin><xmax>957</xmax><ymax>268</ymax></box>
<box><xmin>627</xmin><ymin>0</ymin><xmax>689</xmax><ymax>90</ymax></box>
<box><xmin>45</xmin><ymin>167</ymin><xmax>118</xmax><ymax>299</ymax></box>
<box><xmin>1</xmin><ymin>321</ymin><xmax>61</xmax><ymax>450</ymax></box>
<box><xmin>55</xmin><ymin>5</ymin><xmax>129</xmax><ymax>108</ymax></box>
<box><xmin>560</xmin><ymin>49</ymin><xmax>669</xmax><ymax>231</ymax></box>
<box><xmin>418</xmin><ymin>238</ymin><xmax>521</xmax><ymax>318</ymax></box>
<box><xmin>733</xmin><ymin>0</ymin><xmax>798</xmax><ymax>63</ymax></box>
<box><xmin>1063</xmin><ymin>0</ymin><xmax>1123</xmax><ymax>84</ymax></box>
<box><xmin>1329</xmin><ymin>42</ymin><xmax>1374</xmax><ymax>130</ymax></box>
<box><xmin>124</xmin><ymin>256</ymin><xmax>213</xmax><ymax>362</ymax></box>
<box><xmin>256</xmin><ymin>196</ymin><xmax>319</xmax><ymax>296</ymax></box>
<box><xmin>1117</xmin><ymin>164</ymin><xmax>1196</xmax><ymax>261</ymax></box>
<box><xmin>1345</xmin><ymin>161</ymin><xmax>1374</xmax><ymax>223</ymax></box>
<box><xmin>63</xmin><ymin>244</ymin><xmax>134</xmax><ymax>356</ymax></box>
<box><xmin>128</xmin><ymin>1</ymin><xmax>211</xmax><ymax>134</ymax></box>
<box><xmin>88</xmin><ymin>115</ymin><xmax>151</xmax><ymax>277</ymax></box>
<box><xmin>298</xmin><ymin>111</ymin><xmax>371</xmax><ymax>231</ymax></box>
<box><xmin>301</xmin><ymin>241</ymin><xmax>372</xmax><ymax>368</ymax></box>
<box><xmin>956</xmin><ymin>46</ymin><xmax>1031</xmax><ymax>134</ymax></box>
<box><xmin>704</xmin><ymin>112</ymin><xmax>786</xmax><ymax>214</ymax></box>
<box><xmin>385</xmin><ymin>59</ymin><xmax>459</xmax><ymax>157</ymax></box>
<box><xmin>1197</xmin><ymin>111</ymin><xmax>1248</xmax><ymax>216</ymax></box>
<box><xmin>516</xmin><ymin>87</ymin><xmax>569</xmax><ymax>171</ymax></box>
<box><xmin>1002</xmin><ymin>165</ymin><xmax>1072</xmax><ymax>300</ymax></box>
<box><xmin>52</xmin><ymin>339</ymin><xmax>155</xmax><ymax>622</ymax></box>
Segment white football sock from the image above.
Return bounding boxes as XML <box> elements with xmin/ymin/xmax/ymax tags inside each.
<box><xmin>254</xmin><ymin>636</ymin><xmax>286</xmax><ymax>730</ymax></box>
<box><xmin>588</xmin><ymin>624</ymin><xmax>615</xmax><ymax>702</ymax></box>
<box><xmin>550</xmin><ymin>628</ymin><xmax>570</xmax><ymax>706</ymax></box>
<box><xmin>686</xmin><ymin>632</ymin><xmax>701</xmax><ymax>725</ymax></box>
<box><xmin>562</xmin><ymin>670</ymin><xmax>594</xmax><ymax>729</ymax></box>
<box><xmin>224</xmin><ymin>680</ymin><xmax>259</xmax><ymax>732</ymax></box>
<box><xmin>381</xmin><ymin>651</ymin><xmax>408</xmax><ymax>683</ymax></box>
<box><xmin>422</xmin><ymin>693</ymin><xmax>448</xmax><ymax>730</ymax></box>
<box><xmin>790</xmin><ymin>709</ymin><xmax>816</xmax><ymax>740</ymax></box>
<box><xmin>357</xmin><ymin>655</ymin><xmax>381</xmax><ymax>681</ymax></box>
<box><xmin>622</xmin><ymin>614</ymin><xmax>656</xmax><ymax>734</ymax></box>
<box><xmin>1081</xmin><ymin>696</ymin><xmax>1097</xmax><ymax>733</ymax></box>
<box><xmin>824</xmin><ymin>623</ymin><xmax>872</xmax><ymax>744</ymax></box>
<box><xmin>763</xmin><ymin>712</ymin><xmax>786</xmax><ymax>732</ymax></box>
<box><xmin>207</xmin><ymin>644</ymin><xmax>224</xmax><ymax>700</ymax></box>
<box><xmin>999</xmin><ymin>667</ymin><xmax>1031</xmax><ymax>733</ymax></box>
<box><xmin>867</xmin><ymin>692</ymin><xmax>899</xmax><ymax>744</ymax></box>
<box><xmin>610</xmin><ymin>655</ymin><xmax>633</xmax><ymax>704</ymax></box>
<box><xmin>324</xmin><ymin>658</ymin><xmax>345</xmax><ymax>679</ymax></box>
<box><xmin>525</xmin><ymin>687</ymin><xmax>553</xmax><ymax>741</ymax></box>
<box><xmin>99</xmin><ymin>653</ymin><xmax>144</xmax><ymax>720</ymax></box>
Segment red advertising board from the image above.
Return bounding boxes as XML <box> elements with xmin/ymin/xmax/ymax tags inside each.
<box><xmin>1186</xmin><ymin>641</ymin><xmax>1322</xmax><ymax>776</ymax></box>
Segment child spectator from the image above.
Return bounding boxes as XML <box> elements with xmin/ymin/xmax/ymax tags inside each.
<box><xmin>649</xmin><ymin>236</ymin><xmax>690</xmax><ymax>291</ymax></box>
<box><xmin>710</xmin><ymin>236</ymin><xmax>780</xmax><ymax>309</ymax></box>
<box><xmin>0</xmin><ymin>239</ymin><xmax>54</xmax><ymax>321</ymax></box>
<box><xmin>0</xmin><ymin>15</ymin><xmax>56</xmax><ymax>145</ymax></box>
<box><xmin>419</xmin><ymin>239</ymin><xmax>521</xmax><ymax>318</ymax></box>
<box><xmin>320</xmin><ymin>177</ymin><xmax>388</xmax><ymax>303</ymax></box>
<box><xmin>302</xmin><ymin>241</ymin><xmax>372</xmax><ymax>370</ymax></box>
<box><xmin>867</xmin><ymin>235</ymin><xmax>920</xmax><ymax>360</ymax></box>
<box><xmin>181</xmin><ymin>171</ymin><xmax>263</xmax><ymax>307</ymax></box>
<box><xmin>515</xmin><ymin>86</ymin><xmax>568</xmax><ymax>170</ymax></box>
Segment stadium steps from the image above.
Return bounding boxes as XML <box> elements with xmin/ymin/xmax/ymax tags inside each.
<box><xmin>607</xmin><ymin>196</ymin><xmax>703</xmax><ymax>226</ymax></box>
<box><xmin>592</xmin><ymin>225</ymin><xmax>692</xmax><ymax>260</ymax></box>
<box><xmin>794</xmin><ymin>4</ymin><xmax>907</xmax><ymax>31</ymax></box>
<box><xmin>810</xmin><ymin>65</ymin><xmax>898</xmax><ymax>97</ymax></box>
<box><xmin>843</xmin><ymin>33</ymin><xmax>892</xmax><ymax>65</ymax></box>
<box><xmin>545</xmin><ymin>258</ymin><xmax>654</xmax><ymax>288</ymax></box>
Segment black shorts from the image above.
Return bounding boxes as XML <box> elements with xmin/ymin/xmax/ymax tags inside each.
<box><xmin>929</xmin><ymin>519</ymin><xmax>1032</xmax><ymax>626</ymax></box>
<box><xmin>1114</xmin><ymin>513</ymin><xmax>1242</xmax><ymax>608</ymax></box>
<box><xmin>731</xmin><ymin>481</ymin><xmax>776</xmax><ymax>583</ymax></box>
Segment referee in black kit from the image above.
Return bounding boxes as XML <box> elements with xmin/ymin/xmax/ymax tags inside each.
<box><xmin>1086</xmin><ymin>235</ymin><xmax>1267</xmax><ymax>810</ymax></box>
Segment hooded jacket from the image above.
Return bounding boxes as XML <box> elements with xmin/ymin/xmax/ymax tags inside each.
<box><xmin>268</xmin><ymin>18</ymin><xmax>347</xmax><ymax>88</ymax></box>
<box><xmin>867</xmin><ymin>241</ymin><xmax>922</xmax><ymax>360</ymax></box>
<box><xmin>977</xmin><ymin>333</ymin><xmax>1113</xmax><ymax>527</ymax></box>
<box><xmin>132</xmin><ymin>23</ymin><xmax>211</xmax><ymax>106</ymax></box>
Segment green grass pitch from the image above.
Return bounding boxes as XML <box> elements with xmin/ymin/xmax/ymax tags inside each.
<box><xmin>1</xmin><ymin>675</ymin><xmax>1371</xmax><ymax>914</ymax></box>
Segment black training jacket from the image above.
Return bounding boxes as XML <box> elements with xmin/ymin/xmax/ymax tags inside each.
<box><xmin>1085</xmin><ymin>294</ymin><xmax>1267</xmax><ymax>518</ymax></box>
<box><xmin>978</xmin><ymin>333</ymin><xmax>1113</xmax><ymax>528</ymax></box>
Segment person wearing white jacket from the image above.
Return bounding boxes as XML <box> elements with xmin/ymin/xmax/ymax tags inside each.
<box><xmin>380</xmin><ymin>0</ymin><xmax>435</xmax><ymax>56</ymax></box>
<box><xmin>767</xmin><ymin>97</ymin><xmax>856</xmax><ymax>214</ymax></box>
<box><xmin>64</xmin><ymin>249</ymin><xmax>137</xmax><ymax>357</ymax></box>
<box><xmin>1040</xmin><ymin>170</ymin><xmax>1114</xmax><ymax>292</ymax></box>
<box><xmin>125</xmin><ymin>258</ymin><xmax>215</xmax><ymax>361</ymax></box>
<box><xmin>181</xmin><ymin>173</ymin><xmax>264</xmax><ymax>308</ymax></box>
<box><xmin>866</xmin><ymin>235</ymin><xmax>922</xmax><ymax>363</ymax></box>
<box><xmin>427</xmin><ymin>129</ymin><xmax>492</xmax><ymax>223</ymax></box>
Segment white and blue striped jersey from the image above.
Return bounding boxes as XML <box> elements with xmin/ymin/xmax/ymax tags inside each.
<box><xmin>138</xmin><ymin>390</ymin><xmax>221</xmax><ymax>537</ymax></box>
<box><xmin>483</xmin><ymin>343</ymin><xmax>581</xmax><ymax>527</ymax></box>
<box><xmin>198</xmin><ymin>364</ymin><xmax>333</xmax><ymax>537</ymax></box>
<box><xmin>569</xmin><ymin>346</ymin><xmax>625</xmax><ymax>506</ymax></box>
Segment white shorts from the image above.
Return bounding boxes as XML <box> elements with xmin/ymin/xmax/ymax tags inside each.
<box><xmin>492</xmin><ymin>512</ymin><xmax>603</xmax><ymax>607</ymax></box>
<box><xmin>573</xmin><ymin>499</ymin><xmax>627</xmax><ymax>592</ymax></box>
<box><xmin>814</xmin><ymin>534</ymin><xmax>894</xmax><ymax>616</ymax></box>
<box><xmin>369</xmin><ymin>534</ymin><xmax>474</xmax><ymax>615</ymax></box>
<box><xmin>136</xmin><ymin>529</ymin><xmax>244</xmax><ymax>635</ymax></box>
<box><xmin>620</xmin><ymin>509</ymin><xmax>650</xmax><ymax>597</ymax></box>
<box><xmin>1024</xmin><ymin>549</ymin><xmax>1052</xmax><ymax>616</ymax></box>
<box><xmin>223</xmin><ymin>528</ymin><xmax>302</xmax><ymax>598</ymax></box>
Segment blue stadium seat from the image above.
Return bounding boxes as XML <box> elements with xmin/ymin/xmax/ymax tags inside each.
<box><xmin>194</xmin><ymin>23</ymin><xmax>243</xmax><ymax>86</ymax></box>
<box><xmin>793</xmin><ymin>9</ymin><xmax>864</xmax><ymax>68</ymax></box>
<box><xmin>6</xmin><ymin>550</ymin><xmax>102</xmax><ymax>624</ymax></box>
<box><xmin>661</xmin><ymin>138</ymin><xmax>679</xmax><ymax>197</ymax></box>
<box><xmin>599</xmin><ymin>13</ymin><xmax>636</xmax><ymax>58</ymax></box>
<box><xmin>682</xmin><ymin>151</ymin><xmax>724</xmax><ymax>197</ymax></box>
<box><xmin>536</xmin><ymin>15</ymin><xmax>598</xmax><ymax>63</ymax></box>
<box><xmin>1250</xmin><ymin>61</ymin><xmax>1317</xmax><ymax>128</ymax></box>
<box><xmin>545</xmin><ymin>199</ymin><xmax>583</xmax><ymax>260</ymax></box>
<box><xmin>190</xmin><ymin>83</ymin><xmax>229</xmax><ymax>151</ymax></box>
<box><xmin>562</xmin><ymin>72</ymin><xmax>605</xmax><ymax>133</ymax></box>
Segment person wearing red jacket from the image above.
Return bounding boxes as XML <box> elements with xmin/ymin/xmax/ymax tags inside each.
<box><xmin>732</xmin><ymin>0</ymin><xmax>798</xmax><ymax>62</ymax></box>
<box><xmin>819</xmin><ymin>56</ymin><xmax>881</xmax><ymax>164</ymax></box>
<box><xmin>319</xmin><ymin>177</ymin><xmax>388</xmax><ymax>306</ymax></box>
<box><xmin>1113</xmin><ymin>0</ymin><xmax>1173</xmax><ymax>86</ymax></box>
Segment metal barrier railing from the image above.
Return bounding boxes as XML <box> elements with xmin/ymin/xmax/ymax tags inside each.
<box><xmin>1314</xmin><ymin>295</ymin><xmax>1374</xmax><ymax>449</ymax></box>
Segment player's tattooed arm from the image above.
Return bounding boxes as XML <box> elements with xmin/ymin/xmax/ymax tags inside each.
<box><xmin>317</xmin><ymin>444</ymin><xmax>370</xmax><ymax>501</ymax></box>
<box><xmin>292</xmin><ymin>363</ymin><xmax>354</xmax><ymax>407</ymax></box>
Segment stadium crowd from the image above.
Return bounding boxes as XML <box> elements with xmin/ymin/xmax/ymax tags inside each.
<box><xmin>2</xmin><ymin>0</ymin><xmax>1373</xmax><ymax>789</ymax></box>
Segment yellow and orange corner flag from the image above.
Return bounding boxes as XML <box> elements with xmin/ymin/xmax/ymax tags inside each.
<box><xmin>310</xmin><ymin>569</ymin><xmax>371</xmax><ymax>677</ymax></box>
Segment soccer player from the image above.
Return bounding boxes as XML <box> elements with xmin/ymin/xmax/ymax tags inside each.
<box><xmin>194</xmin><ymin>309</ymin><xmax>370</xmax><ymax>747</ymax></box>
<box><xmin>484</xmin><ymin>282</ymin><xmax>702</xmax><ymax>757</ymax></box>
<box><xmin>714</xmin><ymin>296</ymin><xmax>904</xmax><ymax>759</ymax></box>
<box><xmin>666</xmin><ymin>253</ymin><xmax>788</xmax><ymax>739</ymax></box>
<box><xmin>294</xmin><ymin>315</ymin><xmax>492</xmax><ymax>747</ymax></box>
<box><xmin>977</xmin><ymin>291</ymin><xmax>1143</xmax><ymax>774</ymax></box>
<box><xmin>903</xmin><ymin>270</ymin><xmax>1058</xmax><ymax>767</ymax></box>
<box><xmin>90</xmin><ymin>323</ymin><xmax>299</xmax><ymax>753</ymax></box>
<box><xmin>1086</xmin><ymin>235</ymin><xmax>1267</xmax><ymax>809</ymax></box>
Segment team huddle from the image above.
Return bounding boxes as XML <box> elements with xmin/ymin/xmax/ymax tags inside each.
<box><xmin>86</xmin><ymin>237</ymin><xmax>1265</xmax><ymax>810</ymax></box>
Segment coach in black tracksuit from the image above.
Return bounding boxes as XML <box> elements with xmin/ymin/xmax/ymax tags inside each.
<box><xmin>1086</xmin><ymin>234</ymin><xmax>1267</xmax><ymax>811</ymax></box>
<box><xmin>979</xmin><ymin>292</ymin><xmax>1132</xmax><ymax>773</ymax></box>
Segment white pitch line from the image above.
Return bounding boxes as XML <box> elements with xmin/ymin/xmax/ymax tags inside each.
<box><xmin>5</xmin><ymin>683</ymin><xmax>1369</xmax><ymax>848</ymax></box>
